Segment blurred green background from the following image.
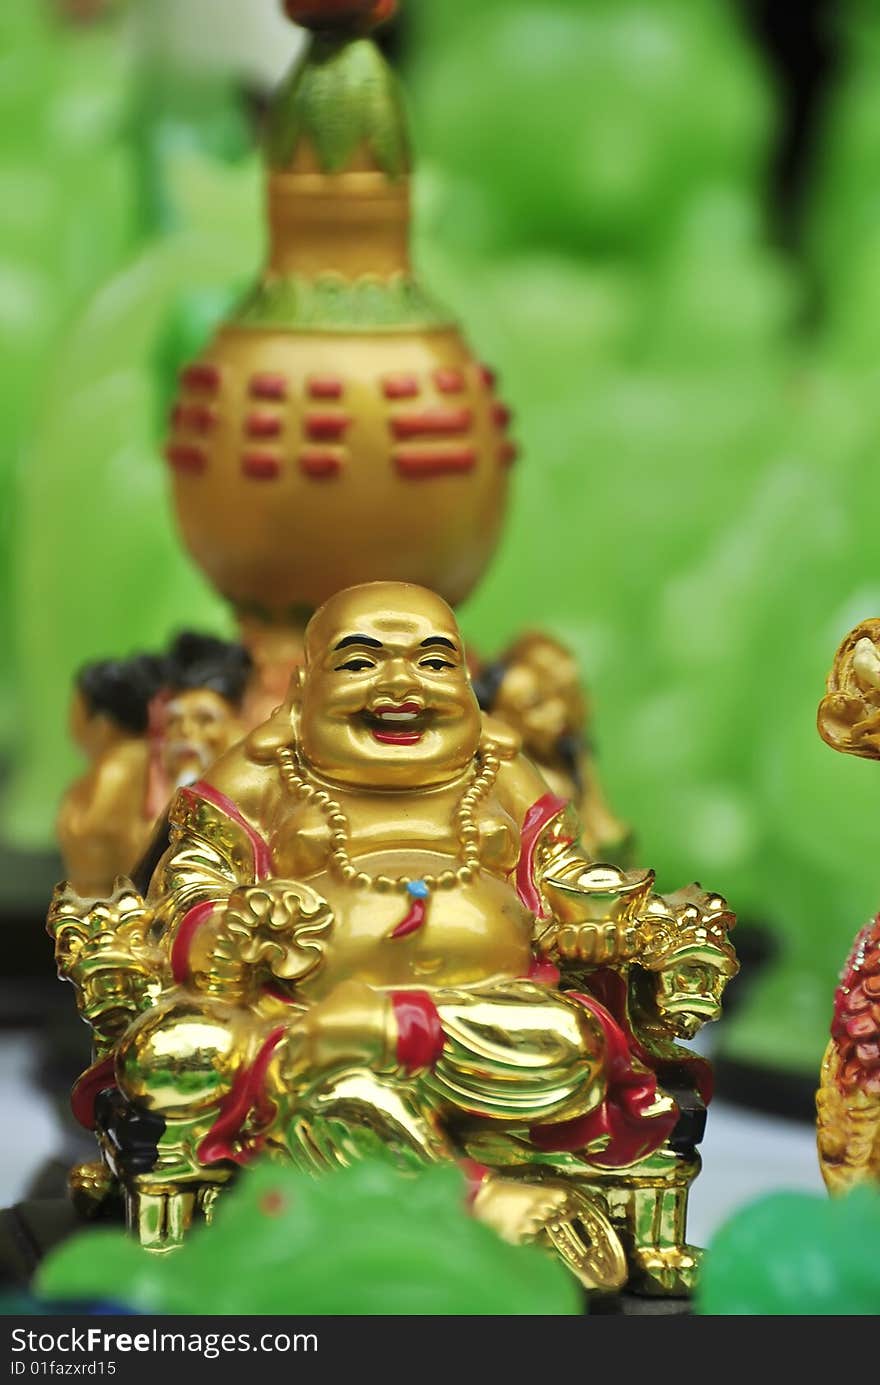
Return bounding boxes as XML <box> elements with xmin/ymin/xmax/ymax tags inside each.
<box><xmin>2</xmin><ymin>0</ymin><xmax>880</xmax><ymax>1088</ymax></box>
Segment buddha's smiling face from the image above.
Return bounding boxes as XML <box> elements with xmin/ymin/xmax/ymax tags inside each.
<box><xmin>299</xmin><ymin>583</ymin><xmax>481</xmax><ymax>789</ymax></box>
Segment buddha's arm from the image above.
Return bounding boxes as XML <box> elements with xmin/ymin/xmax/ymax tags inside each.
<box><xmin>147</xmin><ymin>751</ymin><xmax>279</xmax><ymax>940</ymax></box>
<box><xmin>497</xmin><ymin>752</ymin><xmax>658</xmax><ymax>966</ymax></box>
<box><xmin>145</xmin><ymin>753</ymin><xmax>334</xmax><ymax>998</ymax></box>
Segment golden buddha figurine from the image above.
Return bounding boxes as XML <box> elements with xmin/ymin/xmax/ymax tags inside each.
<box><xmin>50</xmin><ymin>581</ymin><xmax>737</xmax><ymax>1298</ymax></box>
<box><xmin>816</xmin><ymin>621</ymin><xmax>880</xmax><ymax>1193</ymax></box>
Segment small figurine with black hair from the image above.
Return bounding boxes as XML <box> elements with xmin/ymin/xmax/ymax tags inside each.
<box><xmin>57</xmin><ymin>656</ymin><xmax>165</xmax><ymax>898</ymax></box>
<box><xmin>58</xmin><ymin>636</ymin><xmax>251</xmax><ymax>899</ymax></box>
<box><xmin>150</xmin><ymin>633</ymin><xmax>252</xmax><ymax>799</ymax></box>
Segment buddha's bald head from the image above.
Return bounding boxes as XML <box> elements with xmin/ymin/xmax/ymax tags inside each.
<box><xmin>299</xmin><ymin>582</ymin><xmax>480</xmax><ymax>789</ymax></box>
<box><xmin>304</xmin><ymin>582</ymin><xmax>460</xmax><ymax>666</ymax></box>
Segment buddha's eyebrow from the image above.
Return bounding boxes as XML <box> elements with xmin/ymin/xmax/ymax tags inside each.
<box><xmin>334</xmin><ymin>634</ymin><xmax>383</xmax><ymax>651</ymax></box>
<box><xmin>420</xmin><ymin>636</ymin><xmax>458</xmax><ymax>652</ymax></box>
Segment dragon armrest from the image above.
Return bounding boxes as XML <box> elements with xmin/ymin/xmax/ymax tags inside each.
<box><xmin>47</xmin><ymin>878</ymin><xmax>166</xmax><ymax>1050</ymax></box>
<box><xmin>632</xmin><ymin>886</ymin><xmax>738</xmax><ymax>1040</ymax></box>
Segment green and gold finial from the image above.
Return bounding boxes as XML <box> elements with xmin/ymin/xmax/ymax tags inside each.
<box><xmin>270</xmin><ymin>0</ymin><xmax>408</xmax><ymax>177</ymax></box>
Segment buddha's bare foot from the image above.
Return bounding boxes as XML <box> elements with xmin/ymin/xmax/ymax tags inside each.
<box><xmin>629</xmin><ymin>1244</ymin><xmax>703</xmax><ymax>1297</ymax></box>
<box><xmin>473</xmin><ymin>1176</ymin><xmax>627</xmax><ymax>1293</ymax></box>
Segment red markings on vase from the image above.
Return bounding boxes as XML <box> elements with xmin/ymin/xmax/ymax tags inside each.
<box><xmin>241</xmin><ymin>452</ymin><xmax>281</xmax><ymax>481</ymax></box>
<box><xmin>250</xmin><ymin>373</ymin><xmax>288</xmax><ymax>401</ymax></box>
<box><xmin>382</xmin><ymin>373</ymin><xmax>420</xmax><ymax>399</ymax></box>
<box><xmin>166</xmin><ymin>443</ymin><xmax>207</xmax><ymax>475</ymax></box>
<box><xmin>479</xmin><ymin>364</ymin><xmax>498</xmax><ymax>390</ymax></box>
<box><xmin>499</xmin><ymin>441</ymin><xmax>519</xmax><ymax>468</ymax></box>
<box><xmin>391</xmin><ymin>407</ymin><xmax>472</xmax><ymax>440</ymax></box>
<box><xmin>308</xmin><ymin>375</ymin><xmax>344</xmax><ymax>399</ymax></box>
<box><xmin>434</xmin><ymin>367</ymin><xmax>465</xmax><ymax>394</ymax></box>
<box><xmin>492</xmin><ymin>402</ymin><xmax>513</xmax><ymax>430</ymax></box>
<box><xmin>306</xmin><ymin>412</ymin><xmax>351</xmax><ymax>442</ymax></box>
<box><xmin>245</xmin><ymin>412</ymin><xmax>283</xmax><ymax>439</ymax></box>
<box><xmin>394</xmin><ymin>447</ymin><xmax>476</xmax><ymax>478</ymax></box>
<box><xmin>180</xmin><ymin>362</ymin><xmax>220</xmax><ymax>393</ymax></box>
<box><xmin>527</xmin><ymin>958</ymin><xmax>561</xmax><ymax>987</ymax></box>
<box><xmin>300</xmin><ymin>449</ymin><xmax>342</xmax><ymax>479</ymax></box>
<box><xmin>172</xmin><ymin>403</ymin><xmax>217</xmax><ymax>434</ymax></box>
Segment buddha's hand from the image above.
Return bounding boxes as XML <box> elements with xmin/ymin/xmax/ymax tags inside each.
<box><xmin>637</xmin><ymin>886</ymin><xmax>738</xmax><ymax>1038</ymax></box>
<box><xmin>543</xmin><ymin>920</ymin><xmax>641</xmax><ymax>966</ymax></box>
<box><xmin>220</xmin><ymin>881</ymin><xmax>333</xmax><ymax>987</ymax></box>
<box><xmin>537</xmin><ymin>861</ymin><xmax>654</xmax><ymax>965</ymax></box>
<box><xmin>283</xmin><ymin>980</ymin><xmax>394</xmax><ymax>1079</ymax></box>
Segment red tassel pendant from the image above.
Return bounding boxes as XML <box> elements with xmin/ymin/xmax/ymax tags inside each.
<box><xmin>389</xmin><ymin>880</ymin><xmax>430</xmax><ymax>939</ymax></box>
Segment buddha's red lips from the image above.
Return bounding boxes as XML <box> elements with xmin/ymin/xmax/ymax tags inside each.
<box><xmin>362</xmin><ymin>701</ymin><xmax>428</xmax><ymax>745</ymax></box>
<box><xmin>372</xmin><ymin>728</ymin><xmax>424</xmax><ymax>745</ymax></box>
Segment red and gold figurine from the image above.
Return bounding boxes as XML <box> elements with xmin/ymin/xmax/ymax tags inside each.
<box><xmin>817</xmin><ymin>621</ymin><xmax>880</xmax><ymax>1193</ymax></box>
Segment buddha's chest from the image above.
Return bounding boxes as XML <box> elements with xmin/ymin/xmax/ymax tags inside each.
<box><xmin>268</xmin><ymin>787</ymin><xmax>521</xmax><ymax>879</ymax></box>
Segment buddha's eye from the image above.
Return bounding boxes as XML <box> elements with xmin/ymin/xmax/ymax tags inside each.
<box><xmin>335</xmin><ymin>657</ymin><xmax>376</xmax><ymax>673</ymax></box>
<box><xmin>420</xmin><ymin>657</ymin><xmax>455</xmax><ymax>672</ymax></box>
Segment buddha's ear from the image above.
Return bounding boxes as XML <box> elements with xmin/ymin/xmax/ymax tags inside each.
<box><xmin>287</xmin><ymin>666</ymin><xmax>306</xmax><ymax>735</ymax></box>
<box><xmin>246</xmin><ymin>667</ymin><xmax>305</xmax><ymax>763</ymax></box>
<box><xmin>480</xmin><ymin>712</ymin><xmax>520</xmax><ymax>761</ymax></box>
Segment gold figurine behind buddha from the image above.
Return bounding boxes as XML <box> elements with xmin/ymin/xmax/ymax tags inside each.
<box><xmin>57</xmin><ymin>636</ymin><xmax>251</xmax><ymax>899</ymax></box>
<box><xmin>50</xmin><ymin>582</ymin><xmax>737</xmax><ymax>1298</ymax></box>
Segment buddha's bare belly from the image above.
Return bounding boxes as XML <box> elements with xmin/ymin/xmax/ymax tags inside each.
<box><xmin>296</xmin><ymin>850</ymin><xmax>535</xmax><ymax>998</ymax></box>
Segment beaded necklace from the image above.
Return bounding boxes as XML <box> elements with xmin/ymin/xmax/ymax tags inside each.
<box><xmin>276</xmin><ymin>744</ymin><xmax>500</xmax><ymax>937</ymax></box>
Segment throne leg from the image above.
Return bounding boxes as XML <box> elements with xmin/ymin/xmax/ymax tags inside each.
<box><xmin>578</xmin><ymin>1149</ymin><xmax>703</xmax><ymax>1297</ymax></box>
<box><xmin>625</xmin><ymin>1157</ymin><xmax>702</xmax><ymax>1296</ymax></box>
<box><xmin>95</xmin><ymin>1086</ymin><xmax>235</xmax><ymax>1251</ymax></box>
<box><xmin>125</xmin><ymin>1182</ymin><xmax>197</xmax><ymax>1253</ymax></box>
